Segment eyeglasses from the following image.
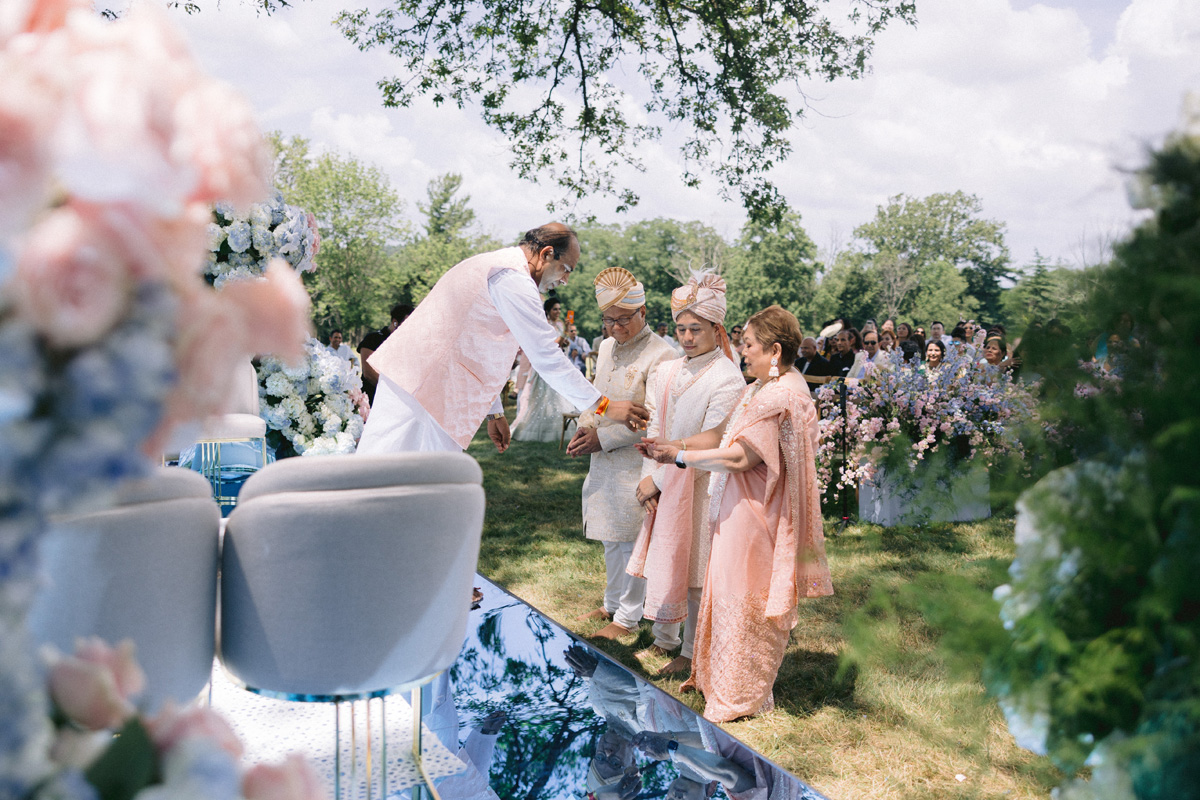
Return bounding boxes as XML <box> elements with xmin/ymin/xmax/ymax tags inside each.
<box><xmin>864</xmin><ymin>339</ymin><xmax>878</xmax><ymax>346</ymax></box>
<box><xmin>602</xmin><ymin>313</ymin><xmax>638</xmax><ymax>327</ymax></box>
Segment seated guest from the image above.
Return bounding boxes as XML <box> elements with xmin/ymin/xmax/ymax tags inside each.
<box><xmin>566</xmin><ymin>324</ymin><xmax>591</xmax><ymax>372</ymax></box>
<box><xmin>326</xmin><ymin>329</ymin><xmax>354</xmax><ymax>362</ymax></box>
<box><xmin>950</xmin><ymin>324</ymin><xmax>974</xmax><ymax>359</ymax></box>
<box><xmin>895</xmin><ymin>322</ymin><xmax>913</xmax><ymax>343</ymax></box>
<box><xmin>879</xmin><ymin>329</ymin><xmax>897</xmax><ymax>352</ymax></box>
<box><xmin>359</xmin><ymin>303</ymin><xmax>412</xmax><ymax>403</ymax></box>
<box><xmin>981</xmin><ymin>334</ymin><xmax>1015</xmax><ymax>372</ymax></box>
<box><xmin>924</xmin><ymin>339</ymin><xmax>946</xmax><ymax>373</ymax></box>
<box><xmin>852</xmin><ymin>331</ymin><xmax>883</xmax><ymax>378</ymax></box>
<box><xmin>899</xmin><ymin>339</ymin><xmax>922</xmax><ymax>364</ymax></box>
<box><xmin>795</xmin><ymin>336</ymin><xmax>833</xmax><ymax>379</ymax></box>
<box><xmin>828</xmin><ymin>328</ymin><xmax>865</xmax><ymax>379</ymax></box>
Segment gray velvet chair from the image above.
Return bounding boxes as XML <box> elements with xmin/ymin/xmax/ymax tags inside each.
<box><xmin>217</xmin><ymin>452</ymin><xmax>486</xmax><ymax>799</ymax></box>
<box><xmin>29</xmin><ymin>467</ymin><xmax>222</xmax><ymax>712</ymax></box>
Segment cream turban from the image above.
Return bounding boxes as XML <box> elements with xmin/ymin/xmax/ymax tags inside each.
<box><xmin>671</xmin><ymin>271</ymin><xmax>727</xmax><ymax>325</ymax></box>
<box><xmin>594</xmin><ymin>267</ymin><xmax>646</xmax><ymax>312</ymax></box>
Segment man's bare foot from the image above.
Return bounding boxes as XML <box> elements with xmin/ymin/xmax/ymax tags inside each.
<box><xmin>636</xmin><ymin>645</ymin><xmax>672</xmax><ymax>660</ymax></box>
<box><xmin>577</xmin><ymin>608</ymin><xmax>612</xmax><ymax>622</ymax></box>
<box><xmin>656</xmin><ymin>655</ymin><xmax>691</xmax><ymax>676</ymax></box>
<box><xmin>592</xmin><ymin>622</ymin><xmax>634</xmax><ymax>640</ymax></box>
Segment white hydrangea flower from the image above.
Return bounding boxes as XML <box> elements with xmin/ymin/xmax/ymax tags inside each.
<box><xmin>265</xmin><ymin>372</ymin><xmax>294</xmax><ymax>398</ymax></box>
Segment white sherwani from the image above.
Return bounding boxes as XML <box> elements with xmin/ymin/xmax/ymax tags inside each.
<box><xmin>580</xmin><ymin>326</ymin><xmax>676</xmax><ymax>543</ymax></box>
<box><xmin>580</xmin><ymin>325</ymin><xmax>674</xmax><ymax>630</ymax></box>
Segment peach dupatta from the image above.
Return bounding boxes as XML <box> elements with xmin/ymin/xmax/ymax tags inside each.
<box><xmin>626</xmin><ymin>359</ymin><xmax>693</xmax><ymax>623</ymax></box>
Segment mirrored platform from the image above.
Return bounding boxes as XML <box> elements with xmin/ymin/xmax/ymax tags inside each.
<box><xmin>442</xmin><ymin>574</ymin><xmax>830</xmax><ymax>800</ymax></box>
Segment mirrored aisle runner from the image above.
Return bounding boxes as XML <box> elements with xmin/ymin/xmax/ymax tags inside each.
<box><xmin>211</xmin><ymin>575</ymin><xmax>831</xmax><ymax>800</ymax></box>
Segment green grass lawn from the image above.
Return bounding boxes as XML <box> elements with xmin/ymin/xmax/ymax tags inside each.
<box><xmin>467</xmin><ymin>422</ymin><xmax>1062</xmax><ymax>800</ymax></box>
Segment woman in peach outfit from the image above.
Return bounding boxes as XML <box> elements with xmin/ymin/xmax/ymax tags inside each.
<box><xmin>642</xmin><ymin>305</ymin><xmax>833</xmax><ymax>722</ymax></box>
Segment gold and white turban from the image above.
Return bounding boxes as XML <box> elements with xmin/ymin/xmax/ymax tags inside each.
<box><xmin>670</xmin><ymin>271</ymin><xmax>727</xmax><ymax>325</ymax></box>
<box><xmin>594</xmin><ymin>267</ymin><xmax>645</xmax><ymax>312</ymax></box>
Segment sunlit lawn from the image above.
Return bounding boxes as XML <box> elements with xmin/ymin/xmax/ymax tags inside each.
<box><xmin>467</xmin><ymin>417</ymin><xmax>1062</xmax><ymax>800</ymax></box>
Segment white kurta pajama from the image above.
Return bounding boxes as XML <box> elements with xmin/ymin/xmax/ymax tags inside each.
<box><xmin>628</xmin><ymin>348</ymin><xmax>745</xmax><ymax>657</ymax></box>
<box><xmin>580</xmin><ymin>325</ymin><xmax>676</xmax><ymax>629</ymax></box>
<box><xmin>359</xmin><ymin>252</ymin><xmax>600</xmax><ymax>453</ymax></box>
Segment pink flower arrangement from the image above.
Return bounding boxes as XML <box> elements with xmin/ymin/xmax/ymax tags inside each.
<box><xmin>1</xmin><ymin>0</ymin><xmax>310</xmax><ymax>452</ymax></box>
<box><xmin>243</xmin><ymin>755</ymin><xmax>326</xmax><ymax>800</ymax></box>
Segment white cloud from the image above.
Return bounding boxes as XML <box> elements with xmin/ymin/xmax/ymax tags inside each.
<box><xmin>172</xmin><ymin>0</ymin><xmax>1197</xmax><ymax>270</ymax></box>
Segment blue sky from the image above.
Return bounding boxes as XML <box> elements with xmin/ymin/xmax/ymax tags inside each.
<box><xmin>171</xmin><ymin>0</ymin><xmax>1199</xmax><ymax>270</ymax></box>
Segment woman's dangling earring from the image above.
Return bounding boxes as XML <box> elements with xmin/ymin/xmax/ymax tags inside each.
<box><xmin>768</xmin><ymin>355</ymin><xmax>780</xmax><ymax>378</ymax></box>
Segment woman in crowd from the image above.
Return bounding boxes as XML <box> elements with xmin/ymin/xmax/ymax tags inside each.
<box><xmin>511</xmin><ymin>298</ymin><xmax>576</xmax><ymax>441</ymax></box>
<box><xmin>924</xmin><ymin>339</ymin><xmax>946</xmax><ymax>372</ymax></box>
<box><xmin>641</xmin><ymin>305</ymin><xmax>833</xmax><ymax>722</ymax></box>
<box><xmin>879</xmin><ymin>329</ymin><xmax>897</xmax><ymax>352</ymax></box>
<box><xmin>895</xmin><ymin>322</ymin><xmax>913</xmax><ymax>343</ymax></box>
<box><xmin>981</xmin><ymin>335</ymin><xmax>1007</xmax><ymax>367</ymax></box>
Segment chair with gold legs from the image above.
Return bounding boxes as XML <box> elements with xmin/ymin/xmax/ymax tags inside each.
<box><xmin>217</xmin><ymin>453</ymin><xmax>485</xmax><ymax>799</ymax></box>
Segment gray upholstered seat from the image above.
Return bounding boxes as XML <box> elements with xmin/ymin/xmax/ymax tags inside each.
<box><xmin>218</xmin><ymin>451</ymin><xmax>485</xmax><ymax>698</ymax></box>
<box><xmin>29</xmin><ymin>467</ymin><xmax>221</xmax><ymax>712</ymax></box>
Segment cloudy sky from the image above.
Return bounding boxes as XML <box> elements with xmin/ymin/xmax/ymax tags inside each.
<box><xmin>174</xmin><ymin>0</ymin><xmax>1200</xmax><ymax>269</ymax></box>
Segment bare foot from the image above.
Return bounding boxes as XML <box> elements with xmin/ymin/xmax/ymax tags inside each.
<box><xmin>656</xmin><ymin>655</ymin><xmax>691</xmax><ymax>676</ymax></box>
<box><xmin>592</xmin><ymin>622</ymin><xmax>635</xmax><ymax>640</ymax></box>
<box><xmin>577</xmin><ymin>607</ymin><xmax>612</xmax><ymax>622</ymax></box>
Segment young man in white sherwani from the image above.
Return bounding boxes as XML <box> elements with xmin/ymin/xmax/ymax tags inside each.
<box><xmin>626</xmin><ymin>273</ymin><xmax>745</xmax><ymax>677</ymax></box>
<box><xmin>568</xmin><ymin>267</ymin><xmax>677</xmax><ymax>641</ymax></box>
<box><xmin>358</xmin><ymin>223</ymin><xmax>650</xmax><ymax>454</ymax></box>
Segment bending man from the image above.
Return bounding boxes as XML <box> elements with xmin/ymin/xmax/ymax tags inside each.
<box><xmin>359</xmin><ymin>223</ymin><xmax>649</xmax><ymax>453</ymax></box>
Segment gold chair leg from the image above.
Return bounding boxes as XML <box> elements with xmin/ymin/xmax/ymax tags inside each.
<box><xmin>411</xmin><ymin>684</ymin><xmax>443</xmax><ymax>800</ymax></box>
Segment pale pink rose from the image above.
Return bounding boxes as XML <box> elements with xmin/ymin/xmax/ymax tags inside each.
<box><xmin>173</xmin><ymin>79</ymin><xmax>271</xmax><ymax>208</ymax></box>
<box><xmin>0</xmin><ymin>53</ymin><xmax>61</xmax><ymax>235</ymax></box>
<box><xmin>217</xmin><ymin>260</ymin><xmax>312</xmax><ymax>362</ymax></box>
<box><xmin>0</xmin><ymin>0</ymin><xmax>87</xmax><ymax>42</ymax></box>
<box><xmin>73</xmin><ymin>637</ymin><xmax>146</xmax><ymax>701</ymax></box>
<box><xmin>145</xmin><ymin>702</ymin><xmax>244</xmax><ymax>760</ymax></box>
<box><xmin>47</xmin><ymin>652</ymin><xmax>135</xmax><ymax>731</ymax></box>
<box><xmin>243</xmin><ymin>755</ymin><xmax>327</xmax><ymax>800</ymax></box>
<box><xmin>13</xmin><ymin>202</ymin><xmax>132</xmax><ymax>348</ymax></box>
<box><xmin>97</xmin><ymin>200</ymin><xmax>212</xmax><ymax>282</ymax></box>
<box><xmin>159</xmin><ymin>285</ymin><xmax>247</xmax><ymax>430</ymax></box>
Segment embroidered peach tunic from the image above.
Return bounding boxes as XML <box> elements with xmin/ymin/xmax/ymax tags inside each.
<box><xmin>684</xmin><ymin>377</ymin><xmax>833</xmax><ymax>722</ymax></box>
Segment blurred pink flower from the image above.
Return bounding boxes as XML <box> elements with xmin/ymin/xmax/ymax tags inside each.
<box><xmin>174</xmin><ymin>80</ymin><xmax>271</xmax><ymax>208</ymax></box>
<box><xmin>13</xmin><ymin>202</ymin><xmax>132</xmax><ymax>348</ymax></box>
<box><xmin>0</xmin><ymin>0</ymin><xmax>86</xmax><ymax>42</ymax></box>
<box><xmin>219</xmin><ymin>260</ymin><xmax>312</xmax><ymax>362</ymax></box>
<box><xmin>0</xmin><ymin>53</ymin><xmax>59</xmax><ymax>236</ymax></box>
<box><xmin>243</xmin><ymin>755</ymin><xmax>327</xmax><ymax>800</ymax></box>
<box><xmin>47</xmin><ymin>649</ymin><xmax>136</xmax><ymax>731</ymax></box>
<box><xmin>145</xmin><ymin>703</ymin><xmax>244</xmax><ymax>761</ymax></box>
<box><xmin>72</xmin><ymin>637</ymin><xmax>146</xmax><ymax>701</ymax></box>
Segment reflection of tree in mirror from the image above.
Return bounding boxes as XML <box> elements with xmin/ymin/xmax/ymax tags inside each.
<box><xmin>451</xmin><ymin>605</ymin><xmax>604</xmax><ymax>800</ymax></box>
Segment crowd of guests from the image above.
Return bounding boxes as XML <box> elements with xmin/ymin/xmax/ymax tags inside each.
<box><xmin>794</xmin><ymin>316</ymin><xmax>1020</xmax><ymax>385</ymax></box>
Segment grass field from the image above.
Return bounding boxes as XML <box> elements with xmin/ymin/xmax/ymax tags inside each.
<box><xmin>467</xmin><ymin>424</ymin><xmax>1063</xmax><ymax>800</ymax></box>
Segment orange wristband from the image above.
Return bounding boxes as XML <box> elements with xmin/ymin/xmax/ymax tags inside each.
<box><xmin>595</xmin><ymin>395</ymin><xmax>611</xmax><ymax>416</ymax></box>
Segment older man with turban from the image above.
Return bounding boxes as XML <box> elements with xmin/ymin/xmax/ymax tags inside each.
<box><xmin>626</xmin><ymin>272</ymin><xmax>746</xmax><ymax>677</ymax></box>
<box><xmin>568</xmin><ymin>267</ymin><xmax>677</xmax><ymax>640</ymax></box>
<box><xmin>359</xmin><ymin>223</ymin><xmax>649</xmax><ymax>454</ymax></box>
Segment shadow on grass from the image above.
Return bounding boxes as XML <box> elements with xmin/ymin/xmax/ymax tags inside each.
<box><xmin>775</xmin><ymin>649</ymin><xmax>859</xmax><ymax>716</ymax></box>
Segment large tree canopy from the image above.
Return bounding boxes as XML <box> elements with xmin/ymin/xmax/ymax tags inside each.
<box><xmin>335</xmin><ymin>0</ymin><xmax>916</xmax><ymax>223</ymax></box>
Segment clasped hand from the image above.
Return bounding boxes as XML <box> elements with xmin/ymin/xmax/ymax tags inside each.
<box><xmin>636</xmin><ymin>437</ymin><xmax>680</xmax><ymax>465</ymax></box>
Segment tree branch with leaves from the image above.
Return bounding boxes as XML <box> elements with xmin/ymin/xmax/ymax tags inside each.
<box><xmin>335</xmin><ymin>0</ymin><xmax>916</xmax><ymax>223</ymax></box>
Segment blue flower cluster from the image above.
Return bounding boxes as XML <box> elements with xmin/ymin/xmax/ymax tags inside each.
<box><xmin>0</xmin><ymin>282</ymin><xmax>178</xmax><ymax>794</ymax></box>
